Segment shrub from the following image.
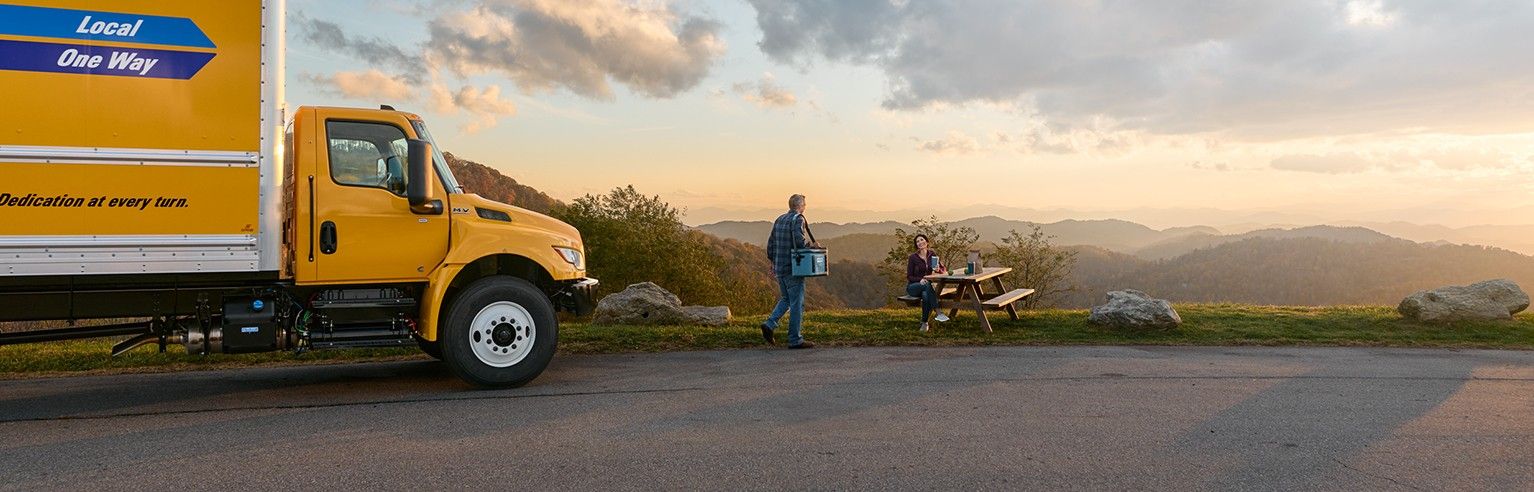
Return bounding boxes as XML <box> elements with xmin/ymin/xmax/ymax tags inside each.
<box><xmin>551</xmin><ymin>186</ymin><xmax>727</xmax><ymax>306</ymax></box>
<box><xmin>991</xmin><ymin>225</ymin><xmax>1078</xmax><ymax>308</ymax></box>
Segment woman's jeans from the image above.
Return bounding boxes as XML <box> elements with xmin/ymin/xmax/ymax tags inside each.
<box><xmin>767</xmin><ymin>275</ymin><xmax>806</xmax><ymax>346</ymax></box>
<box><xmin>906</xmin><ymin>282</ymin><xmax>938</xmax><ymax>321</ymax></box>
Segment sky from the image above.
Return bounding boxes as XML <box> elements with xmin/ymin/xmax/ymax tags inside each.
<box><xmin>286</xmin><ymin>0</ymin><xmax>1534</xmax><ymax>228</ymax></box>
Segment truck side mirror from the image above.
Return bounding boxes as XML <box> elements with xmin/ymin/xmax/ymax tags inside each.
<box><xmin>406</xmin><ymin>139</ymin><xmax>442</xmax><ymax>215</ymax></box>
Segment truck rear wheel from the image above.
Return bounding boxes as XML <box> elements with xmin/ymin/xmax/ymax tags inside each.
<box><xmin>441</xmin><ymin>276</ymin><xmax>558</xmax><ymax>388</ymax></box>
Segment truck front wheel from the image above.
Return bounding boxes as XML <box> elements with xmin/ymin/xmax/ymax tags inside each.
<box><xmin>441</xmin><ymin>276</ymin><xmax>558</xmax><ymax>388</ymax></box>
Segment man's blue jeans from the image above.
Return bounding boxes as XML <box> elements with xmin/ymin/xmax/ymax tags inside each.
<box><xmin>766</xmin><ymin>275</ymin><xmax>805</xmax><ymax>346</ymax></box>
<box><xmin>906</xmin><ymin>282</ymin><xmax>938</xmax><ymax>320</ymax></box>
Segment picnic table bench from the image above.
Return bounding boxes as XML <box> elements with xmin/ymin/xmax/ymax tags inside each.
<box><xmin>896</xmin><ymin>285</ymin><xmax>959</xmax><ymax>304</ymax></box>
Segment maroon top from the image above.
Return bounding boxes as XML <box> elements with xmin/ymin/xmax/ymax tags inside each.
<box><xmin>907</xmin><ymin>251</ymin><xmax>937</xmax><ymax>284</ymax></box>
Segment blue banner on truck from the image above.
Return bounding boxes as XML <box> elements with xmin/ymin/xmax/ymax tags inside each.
<box><xmin>0</xmin><ymin>39</ymin><xmax>214</xmax><ymax>79</ymax></box>
<box><xmin>0</xmin><ymin>4</ymin><xmax>214</xmax><ymax>48</ymax></box>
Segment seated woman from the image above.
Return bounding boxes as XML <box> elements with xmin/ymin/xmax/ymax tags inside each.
<box><xmin>906</xmin><ymin>234</ymin><xmax>950</xmax><ymax>332</ymax></box>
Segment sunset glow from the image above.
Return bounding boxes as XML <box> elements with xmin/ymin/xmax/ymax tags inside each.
<box><xmin>287</xmin><ymin>0</ymin><xmax>1534</xmax><ymax>228</ymax></box>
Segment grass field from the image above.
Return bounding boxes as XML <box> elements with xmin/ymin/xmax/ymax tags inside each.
<box><xmin>3</xmin><ymin>304</ymin><xmax>1532</xmax><ymax>378</ymax></box>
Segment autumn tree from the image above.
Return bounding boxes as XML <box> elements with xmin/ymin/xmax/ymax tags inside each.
<box><xmin>991</xmin><ymin>225</ymin><xmax>1078</xmax><ymax>308</ymax></box>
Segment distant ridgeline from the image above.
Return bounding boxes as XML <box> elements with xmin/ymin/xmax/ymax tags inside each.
<box><xmin>444</xmin><ymin>153</ymin><xmax>559</xmax><ymax>215</ymax></box>
<box><xmin>697</xmin><ymin>219</ymin><xmax>1534</xmax><ymax>309</ymax></box>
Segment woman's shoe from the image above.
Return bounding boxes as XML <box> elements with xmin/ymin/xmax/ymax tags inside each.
<box><xmin>919</xmin><ymin>322</ymin><xmax>930</xmax><ymax>332</ymax></box>
<box><xmin>934</xmin><ymin>313</ymin><xmax>950</xmax><ymax>323</ymax></box>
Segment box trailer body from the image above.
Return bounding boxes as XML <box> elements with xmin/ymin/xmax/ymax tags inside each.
<box><xmin>0</xmin><ymin>0</ymin><xmax>596</xmax><ymax>387</ymax></box>
<box><xmin>0</xmin><ymin>0</ymin><xmax>277</xmax><ymax>277</ymax></box>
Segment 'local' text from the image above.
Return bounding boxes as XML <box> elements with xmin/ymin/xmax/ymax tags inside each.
<box><xmin>75</xmin><ymin>16</ymin><xmax>143</xmax><ymax>37</ymax></box>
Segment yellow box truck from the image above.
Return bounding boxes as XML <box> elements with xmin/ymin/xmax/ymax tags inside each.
<box><xmin>0</xmin><ymin>0</ymin><xmax>597</xmax><ymax>387</ymax></box>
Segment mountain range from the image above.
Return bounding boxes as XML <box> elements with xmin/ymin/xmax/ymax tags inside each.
<box><xmin>697</xmin><ymin>217</ymin><xmax>1534</xmax><ymax>259</ymax></box>
<box><xmin>681</xmin><ymin>203</ymin><xmax>1534</xmax><ymax>231</ymax></box>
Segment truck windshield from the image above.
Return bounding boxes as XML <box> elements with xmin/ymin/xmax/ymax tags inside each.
<box><xmin>410</xmin><ymin>120</ymin><xmax>464</xmax><ymax>193</ymax></box>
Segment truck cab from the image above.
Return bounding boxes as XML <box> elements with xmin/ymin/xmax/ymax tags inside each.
<box><xmin>281</xmin><ymin>106</ymin><xmax>598</xmax><ymax>385</ymax></box>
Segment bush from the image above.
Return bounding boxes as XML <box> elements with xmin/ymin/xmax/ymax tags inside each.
<box><xmin>991</xmin><ymin>225</ymin><xmax>1078</xmax><ymax>308</ymax></box>
<box><xmin>551</xmin><ymin>186</ymin><xmax>727</xmax><ymax>306</ymax></box>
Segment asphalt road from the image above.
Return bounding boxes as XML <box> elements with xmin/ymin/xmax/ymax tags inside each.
<box><xmin>1</xmin><ymin>346</ymin><xmax>1531</xmax><ymax>491</ymax></box>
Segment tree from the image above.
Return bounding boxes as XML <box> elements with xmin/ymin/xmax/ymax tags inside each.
<box><xmin>550</xmin><ymin>186</ymin><xmax>727</xmax><ymax>306</ymax></box>
<box><xmin>882</xmin><ymin>216</ymin><xmax>980</xmax><ymax>291</ymax></box>
<box><xmin>990</xmin><ymin>225</ymin><xmax>1078</xmax><ymax>309</ymax></box>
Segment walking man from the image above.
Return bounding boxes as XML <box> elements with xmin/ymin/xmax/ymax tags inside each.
<box><xmin>763</xmin><ymin>194</ymin><xmax>819</xmax><ymax>348</ymax></box>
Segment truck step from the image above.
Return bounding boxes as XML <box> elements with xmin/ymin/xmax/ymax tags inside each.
<box><xmin>309</xmin><ymin>298</ymin><xmax>417</xmax><ymax>309</ymax></box>
<box><xmin>306</xmin><ymin>326</ymin><xmax>413</xmax><ymax>350</ymax></box>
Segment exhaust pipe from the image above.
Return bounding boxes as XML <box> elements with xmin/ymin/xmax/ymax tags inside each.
<box><xmin>110</xmin><ymin>332</ymin><xmax>160</xmax><ymax>357</ymax></box>
<box><xmin>110</xmin><ymin>326</ymin><xmax>224</xmax><ymax>356</ymax></box>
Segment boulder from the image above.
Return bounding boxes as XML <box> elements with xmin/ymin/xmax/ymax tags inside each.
<box><xmin>592</xmin><ymin>282</ymin><xmax>690</xmax><ymax>325</ymax></box>
<box><xmin>1398</xmin><ymin>279</ymin><xmax>1530</xmax><ymax>323</ymax></box>
<box><xmin>681</xmin><ymin>306</ymin><xmax>733</xmax><ymax>326</ymax></box>
<box><xmin>1088</xmin><ymin>290</ymin><xmax>1182</xmax><ymax>330</ymax></box>
<box><xmin>592</xmin><ymin>282</ymin><xmax>733</xmax><ymax>326</ymax></box>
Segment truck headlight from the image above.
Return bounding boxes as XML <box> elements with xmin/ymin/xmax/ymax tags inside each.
<box><xmin>553</xmin><ymin>246</ymin><xmax>583</xmax><ymax>269</ymax></box>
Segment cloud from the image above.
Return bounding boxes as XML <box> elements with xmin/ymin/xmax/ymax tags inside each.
<box><xmin>305</xmin><ymin>70</ymin><xmax>416</xmax><ymax>101</ymax></box>
<box><xmin>431</xmin><ymin>84</ymin><xmax>518</xmax><ymax>133</ymax></box>
<box><xmin>732</xmin><ymin>75</ymin><xmax>797</xmax><ymax>108</ymax></box>
<box><xmin>1190</xmin><ymin>161</ymin><xmax>1232</xmax><ymax>172</ymax></box>
<box><xmin>747</xmin><ymin>0</ymin><xmax>1534</xmax><ymax>139</ymax></box>
<box><xmin>426</xmin><ymin>0</ymin><xmax>725</xmax><ymax>100</ymax></box>
<box><xmin>992</xmin><ymin>120</ymin><xmax>1141</xmax><ymax>156</ymax></box>
<box><xmin>1271</xmin><ymin>140</ymin><xmax>1534</xmax><ymax>175</ymax></box>
<box><xmin>1270</xmin><ymin>153</ymin><xmax>1373</xmax><ymax>174</ymax></box>
<box><xmin>1405</xmin><ymin>148</ymin><xmax>1515</xmax><ymax>171</ymax></box>
<box><xmin>1345</xmin><ymin>0</ymin><xmax>1396</xmax><ymax>27</ymax></box>
<box><xmin>292</xmin><ymin>1</ymin><xmax>726</xmax><ymax>133</ymax></box>
<box><xmin>301</xmin><ymin>69</ymin><xmax>515</xmax><ymax>133</ymax></box>
<box><xmin>917</xmin><ymin>131</ymin><xmax>981</xmax><ymax>156</ymax></box>
<box><xmin>295</xmin><ymin>17</ymin><xmax>424</xmax><ymax>81</ymax></box>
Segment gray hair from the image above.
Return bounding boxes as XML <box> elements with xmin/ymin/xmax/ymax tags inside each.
<box><xmin>788</xmin><ymin>194</ymin><xmax>806</xmax><ymax>210</ymax></box>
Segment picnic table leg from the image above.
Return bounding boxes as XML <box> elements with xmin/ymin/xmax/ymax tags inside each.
<box><xmin>946</xmin><ymin>282</ymin><xmax>964</xmax><ymax>320</ymax></box>
<box><xmin>992</xmin><ymin>277</ymin><xmax>1019</xmax><ymax>321</ymax></box>
<box><xmin>967</xmin><ymin>282</ymin><xmax>992</xmax><ymax>333</ymax></box>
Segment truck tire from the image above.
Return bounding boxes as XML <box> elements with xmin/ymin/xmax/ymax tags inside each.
<box><xmin>440</xmin><ymin>276</ymin><xmax>558</xmax><ymax>388</ymax></box>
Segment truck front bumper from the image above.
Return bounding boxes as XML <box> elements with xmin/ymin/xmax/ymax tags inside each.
<box><xmin>553</xmin><ymin>278</ymin><xmax>599</xmax><ymax>316</ymax></box>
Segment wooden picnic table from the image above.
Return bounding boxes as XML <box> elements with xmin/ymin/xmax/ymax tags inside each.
<box><xmin>922</xmin><ymin>267</ymin><xmax>1034</xmax><ymax>333</ymax></box>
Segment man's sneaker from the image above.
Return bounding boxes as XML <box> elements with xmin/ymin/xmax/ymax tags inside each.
<box><xmin>760</xmin><ymin>323</ymin><xmax>774</xmax><ymax>345</ymax></box>
<box><xmin>919</xmin><ymin>322</ymin><xmax>930</xmax><ymax>332</ymax></box>
<box><xmin>788</xmin><ymin>340</ymin><xmax>816</xmax><ymax>349</ymax></box>
<box><xmin>934</xmin><ymin>313</ymin><xmax>950</xmax><ymax>323</ymax></box>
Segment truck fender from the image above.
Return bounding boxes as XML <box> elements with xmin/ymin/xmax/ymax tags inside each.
<box><xmin>416</xmin><ymin>263</ymin><xmax>465</xmax><ymax>342</ymax></box>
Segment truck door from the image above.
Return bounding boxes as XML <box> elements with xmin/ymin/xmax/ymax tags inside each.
<box><xmin>311</xmin><ymin>117</ymin><xmax>449</xmax><ymax>283</ymax></box>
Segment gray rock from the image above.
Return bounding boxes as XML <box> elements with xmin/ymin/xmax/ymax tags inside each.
<box><xmin>592</xmin><ymin>282</ymin><xmax>733</xmax><ymax>326</ymax></box>
<box><xmin>681</xmin><ymin>306</ymin><xmax>733</xmax><ymax>326</ymax></box>
<box><xmin>1398</xmin><ymin>279</ymin><xmax>1530</xmax><ymax>323</ymax></box>
<box><xmin>593</xmin><ymin>282</ymin><xmax>690</xmax><ymax>325</ymax></box>
<box><xmin>1088</xmin><ymin>290</ymin><xmax>1181</xmax><ymax>330</ymax></box>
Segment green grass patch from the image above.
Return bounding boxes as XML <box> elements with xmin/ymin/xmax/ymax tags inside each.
<box><xmin>4</xmin><ymin>305</ymin><xmax>1532</xmax><ymax>378</ymax></box>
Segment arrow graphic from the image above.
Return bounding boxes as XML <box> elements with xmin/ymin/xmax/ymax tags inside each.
<box><xmin>0</xmin><ymin>4</ymin><xmax>215</xmax><ymax>49</ymax></box>
<box><xmin>0</xmin><ymin>39</ymin><xmax>215</xmax><ymax>80</ymax></box>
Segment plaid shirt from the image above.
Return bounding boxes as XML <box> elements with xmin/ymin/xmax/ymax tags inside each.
<box><xmin>766</xmin><ymin>211</ymin><xmax>807</xmax><ymax>277</ymax></box>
